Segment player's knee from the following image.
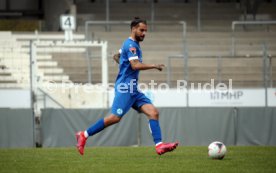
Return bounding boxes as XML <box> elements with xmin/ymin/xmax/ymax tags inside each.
<box><xmin>106</xmin><ymin>115</ymin><xmax>121</xmax><ymax>126</ymax></box>
<box><xmin>149</xmin><ymin>109</ymin><xmax>159</xmax><ymax>119</ymax></box>
<box><xmin>111</xmin><ymin>116</ymin><xmax>121</xmax><ymax>124</ymax></box>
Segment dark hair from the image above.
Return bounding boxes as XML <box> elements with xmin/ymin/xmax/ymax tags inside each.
<box><xmin>130</xmin><ymin>17</ymin><xmax>147</xmax><ymax>29</ymax></box>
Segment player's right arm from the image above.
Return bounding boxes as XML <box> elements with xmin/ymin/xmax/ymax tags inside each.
<box><xmin>125</xmin><ymin>43</ymin><xmax>164</xmax><ymax>71</ymax></box>
<box><xmin>130</xmin><ymin>59</ymin><xmax>165</xmax><ymax>71</ymax></box>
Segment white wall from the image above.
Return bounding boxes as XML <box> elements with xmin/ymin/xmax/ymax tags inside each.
<box><xmin>268</xmin><ymin>88</ymin><xmax>276</xmax><ymax>107</ymax></box>
<box><xmin>189</xmin><ymin>89</ymin><xmax>266</xmax><ymax>107</ymax></box>
<box><xmin>0</xmin><ymin>89</ymin><xmax>31</xmax><ymax>108</ymax></box>
<box><xmin>109</xmin><ymin>88</ymin><xmax>274</xmax><ymax>108</ymax></box>
<box><xmin>1</xmin><ymin>88</ymin><xmax>275</xmax><ymax>108</ymax></box>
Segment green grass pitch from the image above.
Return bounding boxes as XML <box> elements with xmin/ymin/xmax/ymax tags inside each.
<box><xmin>0</xmin><ymin>146</ymin><xmax>276</xmax><ymax>173</ymax></box>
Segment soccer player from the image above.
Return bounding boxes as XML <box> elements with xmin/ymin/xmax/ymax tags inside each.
<box><xmin>76</xmin><ymin>17</ymin><xmax>178</xmax><ymax>155</ymax></box>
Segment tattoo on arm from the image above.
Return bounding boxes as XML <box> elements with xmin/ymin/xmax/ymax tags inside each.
<box><xmin>113</xmin><ymin>53</ymin><xmax>120</xmax><ymax>64</ymax></box>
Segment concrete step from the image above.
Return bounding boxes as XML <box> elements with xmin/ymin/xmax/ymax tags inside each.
<box><xmin>169</xmin><ymin>72</ymin><xmax>263</xmax><ymax>81</ymax></box>
<box><xmin>0</xmin><ymin>72</ymin><xmax>11</xmax><ymax>76</ymax></box>
<box><xmin>0</xmin><ymin>83</ymin><xmax>28</xmax><ymax>88</ymax></box>
<box><xmin>20</xmin><ymin>47</ymin><xmax>87</xmax><ymax>53</ymax></box>
<box><xmin>168</xmin><ymin>66</ymin><xmax>264</xmax><ymax>74</ymax></box>
<box><xmin>13</xmin><ymin>32</ymin><xmax>85</xmax><ymax>40</ymax></box>
<box><xmin>0</xmin><ymin>76</ymin><xmax>18</xmax><ymax>82</ymax></box>
<box><xmin>37</xmin><ymin>61</ymin><xmax>58</xmax><ymax>67</ymax></box>
<box><xmin>39</xmin><ymin>68</ymin><xmax>64</xmax><ymax>74</ymax></box>
<box><xmin>42</xmin><ymin>75</ymin><xmax>69</xmax><ymax>81</ymax></box>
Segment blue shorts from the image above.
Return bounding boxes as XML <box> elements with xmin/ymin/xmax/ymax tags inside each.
<box><xmin>111</xmin><ymin>91</ymin><xmax>152</xmax><ymax>117</ymax></box>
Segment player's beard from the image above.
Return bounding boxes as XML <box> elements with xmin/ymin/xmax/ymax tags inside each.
<box><xmin>135</xmin><ymin>35</ymin><xmax>145</xmax><ymax>42</ymax></box>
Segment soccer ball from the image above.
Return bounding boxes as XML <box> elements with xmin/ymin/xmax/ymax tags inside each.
<box><xmin>208</xmin><ymin>141</ymin><xmax>227</xmax><ymax>160</ymax></box>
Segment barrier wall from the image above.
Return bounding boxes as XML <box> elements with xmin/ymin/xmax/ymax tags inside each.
<box><xmin>1</xmin><ymin>88</ymin><xmax>275</xmax><ymax>108</ymax></box>
<box><xmin>41</xmin><ymin>109</ymin><xmax>138</xmax><ymax>147</ymax></box>
<box><xmin>41</xmin><ymin>108</ymin><xmax>276</xmax><ymax>147</ymax></box>
<box><xmin>0</xmin><ymin>109</ymin><xmax>34</xmax><ymax>148</ymax></box>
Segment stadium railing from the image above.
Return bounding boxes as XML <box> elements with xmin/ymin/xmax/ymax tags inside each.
<box><xmin>84</xmin><ymin>20</ymin><xmax>187</xmax><ymax>55</ymax></box>
<box><xmin>167</xmin><ymin>52</ymin><xmax>273</xmax><ymax>89</ymax></box>
<box><xmin>231</xmin><ymin>20</ymin><xmax>276</xmax><ymax>56</ymax></box>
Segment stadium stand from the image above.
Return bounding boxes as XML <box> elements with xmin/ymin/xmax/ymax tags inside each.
<box><xmin>1</xmin><ymin>0</ymin><xmax>276</xmax><ymax>149</ymax></box>
<box><xmin>0</xmin><ymin>0</ymin><xmax>275</xmax><ymax>88</ymax></box>
<box><xmin>0</xmin><ymin>31</ymin><xmax>86</xmax><ymax>88</ymax></box>
<box><xmin>73</xmin><ymin>0</ymin><xmax>276</xmax><ymax>87</ymax></box>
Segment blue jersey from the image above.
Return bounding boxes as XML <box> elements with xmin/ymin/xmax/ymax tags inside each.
<box><xmin>111</xmin><ymin>37</ymin><xmax>152</xmax><ymax>117</ymax></box>
<box><xmin>114</xmin><ymin>38</ymin><xmax>142</xmax><ymax>92</ymax></box>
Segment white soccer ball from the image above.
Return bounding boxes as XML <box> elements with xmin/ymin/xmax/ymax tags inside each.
<box><xmin>208</xmin><ymin>141</ymin><xmax>227</xmax><ymax>160</ymax></box>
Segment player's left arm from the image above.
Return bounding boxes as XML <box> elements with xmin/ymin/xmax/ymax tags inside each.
<box><xmin>113</xmin><ymin>49</ymin><xmax>122</xmax><ymax>64</ymax></box>
<box><xmin>130</xmin><ymin>59</ymin><xmax>165</xmax><ymax>71</ymax></box>
<box><xmin>113</xmin><ymin>53</ymin><xmax>120</xmax><ymax>64</ymax></box>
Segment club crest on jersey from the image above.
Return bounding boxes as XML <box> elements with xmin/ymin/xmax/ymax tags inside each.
<box><xmin>129</xmin><ymin>47</ymin><xmax>136</xmax><ymax>55</ymax></box>
<box><xmin>117</xmin><ymin>108</ymin><xmax>123</xmax><ymax>115</ymax></box>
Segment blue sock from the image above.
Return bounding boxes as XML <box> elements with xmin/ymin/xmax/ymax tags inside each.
<box><xmin>149</xmin><ymin>119</ymin><xmax>162</xmax><ymax>145</ymax></box>
<box><xmin>86</xmin><ymin>118</ymin><xmax>105</xmax><ymax>137</ymax></box>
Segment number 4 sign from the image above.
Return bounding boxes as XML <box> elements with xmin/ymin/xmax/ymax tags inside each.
<box><xmin>60</xmin><ymin>15</ymin><xmax>76</xmax><ymax>30</ymax></box>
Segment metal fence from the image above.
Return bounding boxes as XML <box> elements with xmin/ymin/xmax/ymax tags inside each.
<box><xmin>231</xmin><ymin>20</ymin><xmax>276</xmax><ymax>56</ymax></box>
<box><xmin>167</xmin><ymin>44</ymin><xmax>274</xmax><ymax>89</ymax></box>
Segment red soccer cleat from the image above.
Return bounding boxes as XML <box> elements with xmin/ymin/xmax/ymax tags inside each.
<box><xmin>76</xmin><ymin>131</ymin><xmax>87</xmax><ymax>155</ymax></box>
<box><xmin>155</xmin><ymin>142</ymin><xmax>179</xmax><ymax>155</ymax></box>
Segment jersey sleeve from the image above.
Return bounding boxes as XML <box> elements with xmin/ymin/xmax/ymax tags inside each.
<box><xmin>126</xmin><ymin>44</ymin><xmax>139</xmax><ymax>61</ymax></box>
